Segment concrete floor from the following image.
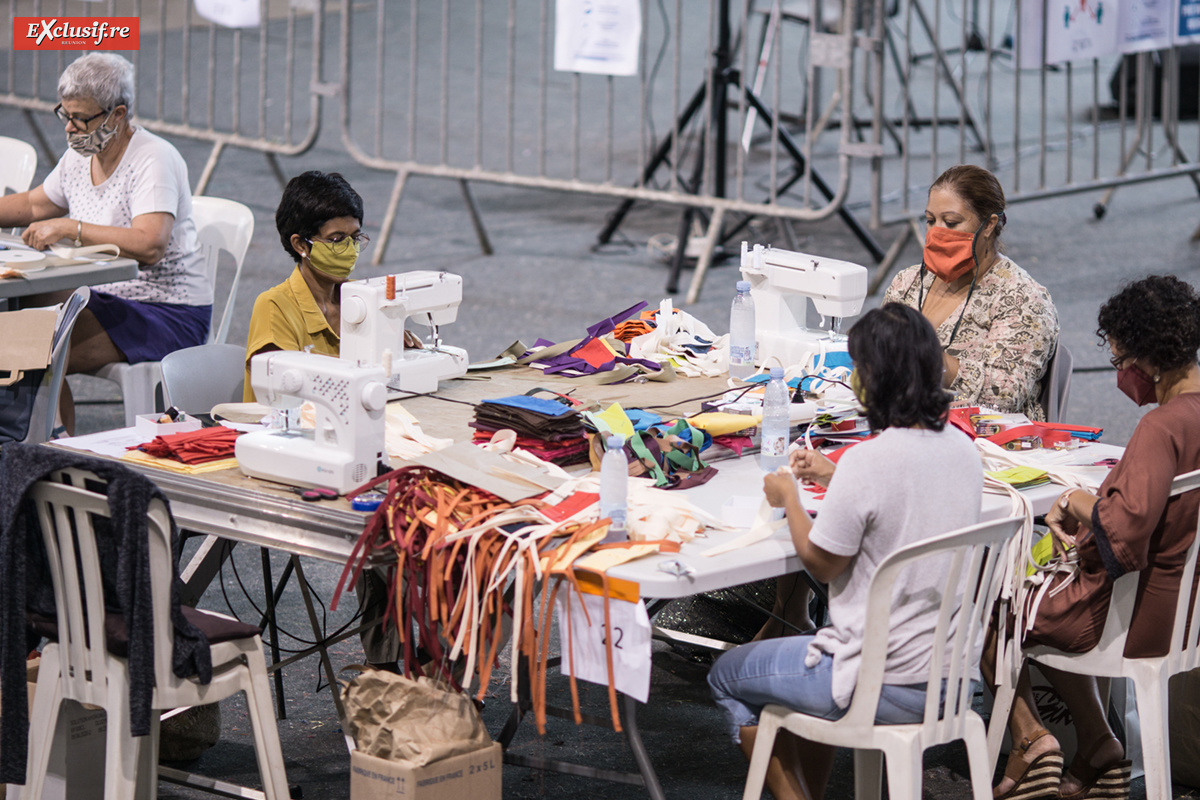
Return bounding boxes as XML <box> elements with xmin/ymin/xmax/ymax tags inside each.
<box><xmin>4</xmin><ymin>4</ymin><xmax>1200</xmax><ymax>798</ymax></box>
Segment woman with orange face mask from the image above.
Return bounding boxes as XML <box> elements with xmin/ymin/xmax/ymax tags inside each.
<box><xmin>884</xmin><ymin>165</ymin><xmax>1059</xmax><ymax>420</ymax></box>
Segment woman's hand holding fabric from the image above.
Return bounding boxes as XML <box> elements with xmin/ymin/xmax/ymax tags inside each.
<box><xmin>1045</xmin><ymin>491</ymin><xmax>1080</xmax><ymax>548</ymax></box>
<box><xmin>22</xmin><ymin>217</ymin><xmax>74</xmax><ymax>251</ymax></box>
<box><xmin>763</xmin><ymin>467</ymin><xmax>800</xmax><ymax>509</ymax></box>
<box><xmin>791</xmin><ymin>448</ymin><xmax>834</xmax><ymax>488</ymax></box>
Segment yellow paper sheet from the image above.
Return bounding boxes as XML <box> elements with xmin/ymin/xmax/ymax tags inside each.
<box><xmin>590</xmin><ymin>402</ymin><xmax>635</xmax><ymax>440</ymax></box>
<box><xmin>121</xmin><ymin>450</ymin><xmax>240</xmax><ymax>475</ymax></box>
<box><xmin>985</xmin><ymin>466</ymin><xmax>1049</xmax><ymax>486</ymax></box>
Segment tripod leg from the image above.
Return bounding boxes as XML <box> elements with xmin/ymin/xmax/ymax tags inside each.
<box><xmin>595</xmin><ymin>84</ymin><xmax>708</xmax><ymax>247</ymax></box>
<box><xmin>458</xmin><ymin>179</ymin><xmax>494</xmax><ymax>255</ymax></box>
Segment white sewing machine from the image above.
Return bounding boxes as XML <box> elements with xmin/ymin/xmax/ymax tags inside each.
<box><xmin>340</xmin><ymin>270</ymin><xmax>469</xmax><ymax>395</ymax></box>
<box><xmin>235</xmin><ymin>351</ymin><xmax>388</xmax><ymax>493</ymax></box>
<box><xmin>739</xmin><ymin>242</ymin><xmax>868</xmax><ymax>369</ymax></box>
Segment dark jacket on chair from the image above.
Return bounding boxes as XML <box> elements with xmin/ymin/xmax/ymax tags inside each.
<box><xmin>0</xmin><ymin>443</ymin><xmax>211</xmax><ymax>783</ymax></box>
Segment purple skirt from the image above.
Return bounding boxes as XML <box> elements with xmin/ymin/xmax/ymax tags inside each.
<box><xmin>88</xmin><ymin>291</ymin><xmax>212</xmax><ymax>364</ymax></box>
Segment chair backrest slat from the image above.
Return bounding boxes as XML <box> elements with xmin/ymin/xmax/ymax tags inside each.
<box><xmin>843</xmin><ymin>516</ymin><xmax>1024</xmax><ymax>737</ymax></box>
<box><xmin>30</xmin><ymin>468</ymin><xmax>178</xmax><ymax>702</ymax></box>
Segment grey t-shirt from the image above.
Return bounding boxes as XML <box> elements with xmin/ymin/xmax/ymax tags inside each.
<box><xmin>806</xmin><ymin>426</ymin><xmax>983</xmax><ymax>709</ymax></box>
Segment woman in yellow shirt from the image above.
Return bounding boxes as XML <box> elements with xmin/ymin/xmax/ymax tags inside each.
<box><xmin>244</xmin><ymin>170</ymin><xmax>368</xmax><ymax>401</ymax></box>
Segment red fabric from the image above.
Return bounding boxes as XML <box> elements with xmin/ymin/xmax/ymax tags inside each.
<box><xmin>133</xmin><ymin>426</ymin><xmax>241</xmax><ymax>464</ymax></box>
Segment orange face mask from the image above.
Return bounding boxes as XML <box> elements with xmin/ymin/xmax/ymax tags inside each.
<box><xmin>922</xmin><ymin>224</ymin><xmax>979</xmax><ymax>282</ymax></box>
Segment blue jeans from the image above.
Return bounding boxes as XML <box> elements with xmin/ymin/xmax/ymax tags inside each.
<box><xmin>707</xmin><ymin>636</ymin><xmax>932</xmax><ymax>743</ymax></box>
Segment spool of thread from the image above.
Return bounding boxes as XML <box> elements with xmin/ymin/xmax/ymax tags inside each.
<box><xmin>351</xmin><ymin>491</ymin><xmax>386</xmax><ymax>512</ymax></box>
<box><xmin>386</xmin><ymin>274</ymin><xmax>396</xmax><ymax>300</ymax></box>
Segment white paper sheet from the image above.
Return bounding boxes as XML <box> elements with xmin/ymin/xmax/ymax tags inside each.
<box><xmin>194</xmin><ymin>0</ymin><xmax>261</xmax><ymax>29</ymax></box>
<box><xmin>558</xmin><ymin>592</ymin><xmax>651</xmax><ymax>702</ymax></box>
<box><xmin>1018</xmin><ymin>0</ymin><xmax>1119</xmax><ymax>68</ymax></box>
<box><xmin>55</xmin><ymin>427</ymin><xmax>148</xmax><ymax>459</ymax></box>
<box><xmin>554</xmin><ymin>0</ymin><xmax>642</xmax><ymax>77</ymax></box>
<box><xmin>1119</xmin><ymin>0</ymin><xmax>1173</xmax><ymax>52</ymax></box>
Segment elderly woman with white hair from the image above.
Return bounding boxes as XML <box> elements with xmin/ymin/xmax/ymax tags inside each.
<box><xmin>0</xmin><ymin>53</ymin><xmax>211</xmax><ymax>432</ymax></box>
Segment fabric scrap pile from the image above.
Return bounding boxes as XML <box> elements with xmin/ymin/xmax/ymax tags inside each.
<box><xmin>517</xmin><ymin>301</ymin><xmax>668</xmax><ymax>384</ymax></box>
<box><xmin>470</xmin><ymin>393</ymin><xmax>590</xmax><ymax>466</ymax></box>
<box><xmin>623</xmin><ymin>299</ymin><xmax>727</xmax><ymax>378</ymax></box>
<box><xmin>332</xmin><ymin>465</ymin><xmax>680</xmax><ymax>734</ymax></box>
<box><xmin>128</xmin><ymin>426</ymin><xmax>240</xmax><ymax>465</ymax></box>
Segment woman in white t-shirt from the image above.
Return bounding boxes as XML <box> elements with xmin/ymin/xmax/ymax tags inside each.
<box><xmin>0</xmin><ymin>53</ymin><xmax>211</xmax><ymax>432</ymax></box>
<box><xmin>708</xmin><ymin>303</ymin><xmax>984</xmax><ymax>800</ymax></box>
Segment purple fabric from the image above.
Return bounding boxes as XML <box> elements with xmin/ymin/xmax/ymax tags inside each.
<box><xmin>586</xmin><ymin>300</ymin><xmax>647</xmax><ymax>338</ymax></box>
<box><xmin>87</xmin><ymin>291</ymin><xmax>211</xmax><ymax>364</ymax></box>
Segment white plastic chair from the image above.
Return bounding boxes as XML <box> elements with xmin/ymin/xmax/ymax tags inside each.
<box><xmin>24</xmin><ymin>286</ymin><xmax>91</xmax><ymax>443</ymax></box>
<box><xmin>91</xmin><ymin>196</ymin><xmax>254</xmax><ymax>427</ymax></box>
<box><xmin>160</xmin><ymin>343</ymin><xmax>246</xmax><ymax>414</ymax></box>
<box><xmin>1037</xmin><ymin>344</ymin><xmax>1074</xmax><ymax>424</ymax></box>
<box><xmin>0</xmin><ymin>135</ymin><xmax>36</xmax><ymax>235</ymax></box>
<box><xmin>192</xmin><ymin>196</ymin><xmax>255</xmax><ymax>345</ymax></box>
<box><xmin>21</xmin><ymin>467</ymin><xmax>290</xmax><ymax>800</ymax></box>
<box><xmin>742</xmin><ymin>515</ymin><xmax>1025</xmax><ymax>800</ymax></box>
<box><xmin>0</xmin><ymin>135</ymin><xmax>36</xmax><ymax>195</ymax></box>
<box><xmin>987</xmin><ymin>468</ymin><xmax>1200</xmax><ymax>800</ymax></box>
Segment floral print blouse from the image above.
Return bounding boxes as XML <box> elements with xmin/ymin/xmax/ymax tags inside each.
<box><xmin>884</xmin><ymin>257</ymin><xmax>1059</xmax><ymax>420</ymax></box>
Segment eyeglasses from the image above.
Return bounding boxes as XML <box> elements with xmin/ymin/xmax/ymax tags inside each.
<box><xmin>53</xmin><ymin>104</ymin><xmax>111</xmax><ymax>129</ymax></box>
<box><xmin>308</xmin><ymin>232</ymin><xmax>370</xmax><ymax>256</ymax></box>
<box><xmin>1109</xmin><ymin>353</ymin><xmax>1131</xmax><ymax>370</ymax></box>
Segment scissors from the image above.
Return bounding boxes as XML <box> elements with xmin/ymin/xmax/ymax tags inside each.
<box><xmin>287</xmin><ymin>486</ymin><xmax>339</xmax><ymax>502</ymax></box>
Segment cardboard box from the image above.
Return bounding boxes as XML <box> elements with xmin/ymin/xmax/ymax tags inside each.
<box><xmin>135</xmin><ymin>413</ymin><xmax>203</xmax><ymax>436</ymax></box>
<box><xmin>350</xmin><ymin>741</ymin><xmax>502</xmax><ymax>800</ymax></box>
<box><xmin>6</xmin><ymin>659</ymin><xmax>107</xmax><ymax>800</ymax></box>
<box><xmin>0</xmin><ymin>308</ymin><xmax>56</xmax><ymax>385</ymax></box>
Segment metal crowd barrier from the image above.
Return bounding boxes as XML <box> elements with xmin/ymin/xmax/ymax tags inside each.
<box><xmin>0</xmin><ymin>0</ymin><xmax>327</xmax><ymax>195</ymax></box>
<box><xmin>862</xmin><ymin>0</ymin><xmax>1200</xmax><ymax>290</ymax></box>
<box><xmin>336</xmin><ymin>0</ymin><xmax>881</xmax><ymax>303</ymax></box>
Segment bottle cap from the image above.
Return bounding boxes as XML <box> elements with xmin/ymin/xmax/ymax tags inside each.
<box><xmin>351</xmin><ymin>491</ymin><xmax>386</xmax><ymax>512</ymax></box>
<box><xmin>769</xmin><ymin>367</ymin><xmax>784</xmax><ymax>379</ymax></box>
<box><xmin>736</xmin><ymin>280</ymin><xmax>750</xmax><ymax>292</ymax></box>
<box><xmin>606</xmin><ymin>435</ymin><xmax>624</xmax><ymax>450</ymax></box>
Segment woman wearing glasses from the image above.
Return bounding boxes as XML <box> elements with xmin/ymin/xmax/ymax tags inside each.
<box><xmin>246</xmin><ymin>169</ymin><xmax>404</xmax><ymax>670</ymax></box>
<box><xmin>243</xmin><ymin>170</ymin><xmax>373</xmax><ymax>401</ymax></box>
<box><xmin>885</xmin><ymin>164</ymin><xmax>1059</xmax><ymax>419</ymax></box>
<box><xmin>0</xmin><ymin>53</ymin><xmax>211</xmax><ymax>431</ymax></box>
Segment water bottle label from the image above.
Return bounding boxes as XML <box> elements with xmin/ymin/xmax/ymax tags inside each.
<box><xmin>763</xmin><ymin>436</ymin><xmax>787</xmax><ymax>457</ymax></box>
<box><xmin>729</xmin><ymin>344</ymin><xmax>753</xmax><ymax>365</ymax></box>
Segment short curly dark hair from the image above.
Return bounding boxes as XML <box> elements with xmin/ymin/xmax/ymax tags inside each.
<box><xmin>848</xmin><ymin>303</ymin><xmax>950</xmax><ymax>431</ymax></box>
<box><xmin>1097</xmin><ymin>275</ymin><xmax>1200</xmax><ymax>372</ymax></box>
<box><xmin>275</xmin><ymin>171</ymin><xmax>363</xmax><ymax>263</ymax></box>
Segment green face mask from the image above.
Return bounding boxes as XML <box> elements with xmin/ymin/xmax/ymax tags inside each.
<box><xmin>850</xmin><ymin>369</ymin><xmax>867</xmax><ymax>407</ymax></box>
<box><xmin>305</xmin><ymin>238</ymin><xmax>359</xmax><ymax>279</ymax></box>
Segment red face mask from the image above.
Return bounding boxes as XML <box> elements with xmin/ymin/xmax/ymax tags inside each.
<box><xmin>1117</xmin><ymin>364</ymin><xmax>1158</xmax><ymax>406</ymax></box>
<box><xmin>923</xmin><ymin>224</ymin><xmax>978</xmax><ymax>282</ymax></box>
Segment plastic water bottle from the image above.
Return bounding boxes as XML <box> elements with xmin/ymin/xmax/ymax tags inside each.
<box><xmin>599</xmin><ymin>435</ymin><xmax>629</xmax><ymax>542</ymax></box>
<box><xmin>760</xmin><ymin>367</ymin><xmax>791</xmax><ymax>472</ymax></box>
<box><xmin>728</xmin><ymin>280</ymin><xmax>756</xmax><ymax>380</ymax></box>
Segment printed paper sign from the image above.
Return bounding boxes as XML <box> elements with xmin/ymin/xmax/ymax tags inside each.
<box><xmin>554</xmin><ymin>0</ymin><xmax>642</xmax><ymax>77</ymax></box>
<box><xmin>1120</xmin><ymin>0</ymin><xmax>1173</xmax><ymax>51</ymax></box>
<box><xmin>557</xmin><ymin>590</ymin><xmax>651</xmax><ymax>702</ymax></box>
<box><xmin>1180</xmin><ymin>0</ymin><xmax>1200</xmax><ymax>43</ymax></box>
<box><xmin>194</xmin><ymin>0</ymin><xmax>261</xmax><ymax>29</ymax></box>
<box><xmin>1018</xmin><ymin>0</ymin><xmax>1119</xmax><ymax>68</ymax></box>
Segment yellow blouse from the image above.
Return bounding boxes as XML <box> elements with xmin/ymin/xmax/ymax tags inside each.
<box><xmin>243</xmin><ymin>267</ymin><xmax>339</xmax><ymax>401</ymax></box>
